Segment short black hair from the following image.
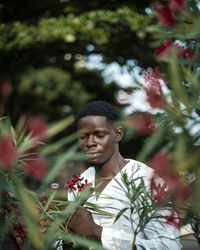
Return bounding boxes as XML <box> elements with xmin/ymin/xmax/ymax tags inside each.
<box><xmin>75</xmin><ymin>101</ymin><xmax>119</xmax><ymax>127</ymax></box>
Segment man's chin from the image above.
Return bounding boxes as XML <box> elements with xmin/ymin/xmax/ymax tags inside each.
<box><xmin>87</xmin><ymin>158</ymin><xmax>102</xmax><ymax>167</ymax></box>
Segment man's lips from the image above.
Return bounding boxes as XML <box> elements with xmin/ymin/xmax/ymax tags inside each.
<box><xmin>85</xmin><ymin>152</ymin><xmax>101</xmax><ymax>159</ymax></box>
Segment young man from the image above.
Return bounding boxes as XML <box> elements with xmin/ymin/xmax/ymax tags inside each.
<box><xmin>67</xmin><ymin>101</ymin><xmax>182</xmax><ymax>249</ymax></box>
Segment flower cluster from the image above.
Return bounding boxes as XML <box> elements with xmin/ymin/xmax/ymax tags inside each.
<box><xmin>155</xmin><ymin>39</ymin><xmax>195</xmax><ymax>61</ymax></box>
<box><xmin>12</xmin><ymin>222</ymin><xmax>27</xmax><ymax>239</ymax></box>
<box><xmin>153</xmin><ymin>0</ymin><xmax>186</xmax><ymax>27</ymax></box>
<box><xmin>143</xmin><ymin>67</ymin><xmax>167</xmax><ymax>109</ymax></box>
<box><xmin>149</xmin><ymin>151</ymin><xmax>191</xmax><ymax>208</ymax></box>
<box><xmin>37</xmin><ymin>193</ymin><xmax>56</xmax><ymax>215</ymax></box>
<box><xmin>25</xmin><ymin>115</ymin><xmax>48</xmax><ymax>141</ymax></box>
<box><xmin>64</xmin><ymin>174</ymin><xmax>89</xmax><ymax>193</ymax></box>
<box><xmin>23</xmin><ymin>155</ymin><xmax>47</xmax><ymax>181</ymax></box>
<box><xmin>1</xmin><ymin>190</ymin><xmax>27</xmax><ymax>247</ymax></box>
<box><xmin>126</xmin><ymin>112</ymin><xmax>156</xmax><ymax>135</ymax></box>
<box><xmin>0</xmin><ymin>116</ymin><xmax>48</xmax><ymax>181</ymax></box>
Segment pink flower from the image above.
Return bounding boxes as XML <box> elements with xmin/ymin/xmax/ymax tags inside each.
<box><xmin>153</xmin><ymin>3</ymin><xmax>176</xmax><ymax>27</ymax></box>
<box><xmin>127</xmin><ymin>112</ymin><xmax>156</xmax><ymax>135</ymax></box>
<box><xmin>0</xmin><ymin>134</ymin><xmax>19</xmax><ymax>170</ymax></box>
<box><xmin>116</xmin><ymin>88</ymin><xmax>134</xmax><ymax>105</ymax></box>
<box><xmin>148</xmin><ymin>151</ymin><xmax>172</xmax><ymax>178</ymax></box>
<box><xmin>178</xmin><ymin>183</ymin><xmax>191</xmax><ymax>202</ymax></box>
<box><xmin>169</xmin><ymin>0</ymin><xmax>186</xmax><ymax>9</ymax></box>
<box><xmin>143</xmin><ymin>68</ymin><xmax>166</xmax><ymax>109</ymax></box>
<box><xmin>149</xmin><ymin>151</ymin><xmax>192</xmax><ymax>208</ymax></box>
<box><xmin>65</xmin><ymin>174</ymin><xmax>89</xmax><ymax>193</ymax></box>
<box><xmin>23</xmin><ymin>155</ymin><xmax>47</xmax><ymax>180</ymax></box>
<box><xmin>25</xmin><ymin>115</ymin><xmax>48</xmax><ymax>141</ymax></box>
<box><xmin>0</xmin><ymin>79</ymin><xmax>11</xmax><ymax>99</ymax></box>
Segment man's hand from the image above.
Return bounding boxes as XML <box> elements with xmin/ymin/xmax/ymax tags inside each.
<box><xmin>68</xmin><ymin>206</ymin><xmax>102</xmax><ymax>242</ymax></box>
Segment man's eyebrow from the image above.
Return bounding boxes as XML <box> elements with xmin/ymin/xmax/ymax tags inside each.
<box><xmin>78</xmin><ymin>129</ymin><xmax>107</xmax><ymax>134</ymax></box>
<box><xmin>94</xmin><ymin>128</ymin><xmax>107</xmax><ymax>132</ymax></box>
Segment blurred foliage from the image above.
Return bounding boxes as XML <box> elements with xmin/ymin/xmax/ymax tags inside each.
<box><xmin>119</xmin><ymin>0</ymin><xmax>200</xmax><ymax>244</ymax></box>
<box><xmin>0</xmin><ymin>0</ymin><xmax>155</xmax><ymax>69</ymax></box>
<box><xmin>0</xmin><ymin>0</ymin><xmax>158</xmax><ymax>125</ymax></box>
<box><xmin>0</xmin><ymin>0</ymin><xmax>200</xmax><ymax>246</ymax></box>
<box><xmin>18</xmin><ymin>67</ymin><xmax>90</xmax><ymax>119</ymax></box>
<box><xmin>0</xmin><ymin>117</ymin><xmax>106</xmax><ymax>249</ymax></box>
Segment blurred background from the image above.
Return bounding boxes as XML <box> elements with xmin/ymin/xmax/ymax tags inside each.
<box><xmin>0</xmin><ymin>0</ymin><xmax>159</xmax><ymax>185</ymax></box>
<box><xmin>1</xmin><ymin>1</ymin><xmax>200</xmax><ymax>249</ymax></box>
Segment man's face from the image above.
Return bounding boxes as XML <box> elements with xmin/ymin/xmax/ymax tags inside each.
<box><xmin>77</xmin><ymin>115</ymin><xmax>117</xmax><ymax>165</ymax></box>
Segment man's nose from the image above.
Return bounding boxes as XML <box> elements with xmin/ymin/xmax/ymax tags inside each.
<box><xmin>86</xmin><ymin>135</ymin><xmax>96</xmax><ymax>147</ymax></box>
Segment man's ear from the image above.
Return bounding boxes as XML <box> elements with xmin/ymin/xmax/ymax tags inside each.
<box><xmin>115</xmin><ymin>127</ymin><xmax>123</xmax><ymax>142</ymax></box>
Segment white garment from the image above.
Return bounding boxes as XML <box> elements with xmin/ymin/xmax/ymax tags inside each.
<box><xmin>68</xmin><ymin>159</ymin><xmax>182</xmax><ymax>250</ymax></box>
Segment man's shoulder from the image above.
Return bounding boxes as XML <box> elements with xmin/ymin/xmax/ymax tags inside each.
<box><xmin>126</xmin><ymin>159</ymin><xmax>154</xmax><ymax>176</ymax></box>
<box><xmin>80</xmin><ymin>166</ymin><xmax>95</xmax><ymax>177</ymax></box>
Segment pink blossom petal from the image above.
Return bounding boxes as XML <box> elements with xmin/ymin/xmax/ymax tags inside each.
<box><xmin>0</xmin><ymin>134</ymin><xmax>18</xmax><ymax>169</ymax></box>
<box><xmin>23</xmin><ymin>155</ymin><xmax>47</xmax><ymax>180</ymax></box>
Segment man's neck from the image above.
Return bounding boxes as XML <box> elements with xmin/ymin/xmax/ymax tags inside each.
<box><xmin>93</xmin><ymin>153</ymin><xmax>128</xmax><ymax>195</ymax></box>
<box><xmin>95</xmin><ymin>153</ymin><xmax>128</xmax><ymax>179</ymax></box>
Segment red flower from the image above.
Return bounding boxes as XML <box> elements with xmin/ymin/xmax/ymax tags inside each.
<box><xmin>0</xmin><ymin>134</ymin><xmax>19</xmax><ymax>170</ymax></box>
<box><xmin>154</xmin><ymin>39</ymin><xmax>173</xmax><ymax>58</ymax></box>
<box><xmin>1</xmin><ymin>191</ymin><xmax>9</xmax><ymax>200</ymax></box>
<box><xmin>164</xmin><ymin>211</ymin><xmax>180</xmax><ymax>229</ymax></box>
<box><xmin>169</xmin><ymin>0</ymin><xmax>186</xmax><ymax>9</ymax></box>
<box><xmin>23</xmin><ymin>155</ymin><xmax>47</xmax><ymax>180</ymax></box>
<box><xmin>127</xmin><ymin>112</ymin><xmax>156</xmax><ymax>135</ymax></box>
<box><xmin>155</xmin><ymin>40</ymin><xmax>195</xmax><ymax>61</ymax></box>
<box><xmin>36</xmin><ymin>194</ymin><xmax>55</xmax><ymax>213</ymax></box>
<box><xmin>149</xmin><ymin>151</ymin><xmax>192</xmax><ymax>208</ymax></box>
<box><xmin>143</xmin><ymin>68</ymin><xmax>166</xmax><ymax>109</ymax></box>
<box><xmin>178</xmin><ymin>46</ymin><xmax>195</xmax><ymax>61</ymax></box>
<box><xmin>65</xmin><ymin>180</ymin><xmax>77</xmax><ymax>193</ymax></box>
<box><xmin>65</xmin><ymin>174</ymin><xmax>90</xmax><ymax>193</ymax></box>
<box><xmin>77</xmin><ymin>179</ymin><xmax>89</xmax><ymax>192</ymax></box>
<box><xmin>153</xmin><ymin>3</ymin><xmax>176</xmax><ymax>27</ymax></box>
<box><xmin>13</xmin><ymin>222</ymin><xmax>27</xmax><ymax>238</ymax></box>
<box><xmin>8</xmin><ymin>203</ymin><xmax>18</xmax><ymax>211</ymax></box>
<box><xmin>25</xmin><ymin>115</ymin><xmax>48</xmax><ymax>141</ymax></box>
<box><xmin>151</xmin><ymin>177</ymin><xmax>169</xmax><ymax>205</ymax></box>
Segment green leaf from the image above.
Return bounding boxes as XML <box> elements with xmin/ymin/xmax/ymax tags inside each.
<box><xmin>84</xmin><ymin>202</ymin><xmax>114</xmax><ymax>216</ymax></box>
<box><xmin>42</xmin><ymin>132</ymin><xmax>77</xmax><ymax>155</ymax></box>
<box><xmin>113</xmin><ymin>207</ymin><xmax>128</xmax><ymax>224</ymax></box>
<box><xmin>46</xmin><ymin>115</ymin><xmax>74</xmax><ymax>138</ymax></box>
<box><xmin>14</xmin><ymin>176</ymin><xmax>44</xmax><ymax>249</ymax></box>
<box><xmin>137</xmin><ymin>128</ymin><xmax>165</xmax><ymax>162</ymax></box>
<box><xmin>169</xmin><ymin>55</ymin><xmax>189</xmax><ymax>106</ymax></box>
